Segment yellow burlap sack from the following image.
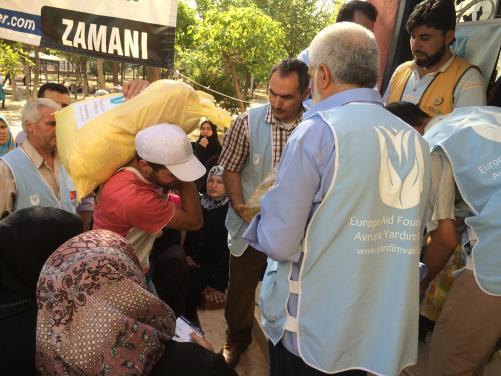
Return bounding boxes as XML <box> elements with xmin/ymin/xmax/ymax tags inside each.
<box><xmin>195</xmin><ymin>90</ymin><xmax>232</xmax><ymax>129</ymax></box>
<box><xmin>56</xmin><ymin>80</ymin><xmax>231</xmax><ymax>200</ymax></box>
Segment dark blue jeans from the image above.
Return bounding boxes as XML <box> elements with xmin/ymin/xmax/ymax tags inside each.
<box><xmin>269</xmin><ymin>341</ymin><xmax>367</xmax><ymax>376</ymax></box>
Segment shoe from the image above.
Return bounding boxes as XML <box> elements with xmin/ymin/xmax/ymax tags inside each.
<box><xmin>221</xmin><ymin>343</ymin><xmax>245</xmax><ymax>368</ymax></box>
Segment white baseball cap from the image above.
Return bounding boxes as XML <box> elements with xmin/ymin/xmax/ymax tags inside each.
<box><xmin>135</xmin><ymin>124</ymin><xmax>206</xmax><ymax>182</ymax></box>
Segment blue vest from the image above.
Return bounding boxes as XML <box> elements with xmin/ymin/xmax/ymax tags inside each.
<box><xmin>425</xmin><ymin>106</ymin><xmax>501</xmax><ymax>296</ymax></box>
<box><xmin>260</xmin><ymin>103</ymin><xmax>431</xmax><ymax>375</ymax></box>
<box><xmin>1</xmin><ymin>148</ymin><xmax>77</xmax><ymax>213</ymax></box>
<box><xmin>225</xmin><ymin>104</ymin><xmax>272</xmax><ymax>256</ymax></box>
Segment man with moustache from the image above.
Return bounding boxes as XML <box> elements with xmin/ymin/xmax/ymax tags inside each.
<box><xmin>385</xmin><ymin>0</ymin><xmax>486</xmax><ymax>117</ymax></box>
<box><xmin>15</xmin><ymin>83</ymin><xmax>71</xmax><ymax>146</ymax></box>
<box><xmin>219</xmin><ymin>58</ymin><xmax>310</xmax><ymax>367</ymax></box>
<box><xmin>0</xmin><ymin>99</ymin><xmax>78</xmax><ymax>220</ymax></box>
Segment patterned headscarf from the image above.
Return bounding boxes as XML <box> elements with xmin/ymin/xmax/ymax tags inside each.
<box><xmin>36</xmin><ymin>229</ymin><xmax>176</xmax><ymax>375</ymax></box>
<box><xmin>200</xmin><ymin>165</ymin><xmax>228</xmax><ymax>210</ymax></box>
<box><xmin>0</xmin><ymin>116</ymin><xmax>15</xmax><ymax>157</ymax></box>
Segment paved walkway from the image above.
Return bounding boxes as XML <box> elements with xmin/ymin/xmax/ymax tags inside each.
<box><xmin>199</xmin><ymin>308</ymin><xmax>268</xmax><ymax>376</ymax></box>
<box><xmin>199</xmin><ymin>306</ymin><xmax>501</xmax><ymax>376</ymax></box>
<box><xmin>0</xmin><ymin>97</ymin><xmax>24</xmax><ymax>138</ymax></box>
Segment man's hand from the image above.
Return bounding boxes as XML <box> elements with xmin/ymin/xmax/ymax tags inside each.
<box><xmin>186</xmin><ymin>256</ymin><xmax>200</xmax><ymax>269</ymax></box>
<box><xmin>190</xmin><ymin>332</ymin><xmax>214</xmax><ymax>352</ymax></box>
<box><xmin>199</xmin><ymin>137</ymin><xmax>209</xmax><ymax>148</ymax></box>
<box><xmin>234</xmin><ymin>203</ymin><xmax>253</xmax><ymax>224</ymax></box>
<box><xmin>122</xmin><ymin>79</ymin><xmax>150</xmax><ymax>100</ymax></box>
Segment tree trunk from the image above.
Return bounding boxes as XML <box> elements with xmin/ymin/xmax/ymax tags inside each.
<box><xmin>112</xmin><ymin>61</ymin><xmax>119</xmax><ymax>86</ymax></box>
<box><xmin>43</xmin><ymin>61</ymin><xmax>49</xmax><ymax>83</ymax></box>
<box><xmin>11</xmin><ymin>74</ymin><xmax>18</xmax><ymax>101</ymax></box>
<box><xmin>33</xmin><ymin>47</ymin><xmax>40</xmax><ymax>98</ymax></box>
<box><xmin>228</xmin><ymin>61</ymin><xmax>245</xmax><ymax>113</ymax></box>
<box><xmin>145</xmin><ymin>66</ymin><xmax>161</xmax><ymax>83</ymax></box>
<box><xmin>74</xmin><ymin>60</ymin><xmax>81</xmax><ymax>100</ymax></box>
<box><xmin>96</xmin><ymin>58</ymin><xmax>106</xmax><ymax>89</ymax></box>
<box><xmin>81</xmin><ymin>58</ymin><xmax>89</xmax><ymax>97</ymax></box>
<box><xmin>24</xmin><ymin>61</ymin><xmax>31</xmax><ymax>99</ymax></box>
<box><xmin>243</xmin><ymin>73</ymin><xmax>251</xmax><ymax>99</ymax></box>
<box><xmin>250</xmin><ymin>75</ymin><xmax>255</xmax><ymax>98</ymax></box>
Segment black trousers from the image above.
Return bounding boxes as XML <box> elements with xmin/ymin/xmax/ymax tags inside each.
<box><xmin>151</xmin><ymin>340</ymin><xmax>237</xmax><ymax>376</ymax></box>
<box><xmin>151</xmin><ymin>243</ymin><xmax>189</xmax><ymax>317</ymax></box>
<box><xmin>269</xmin><ymin>341</ymin><xmax>367</xmax><ymax>376</ymax></box>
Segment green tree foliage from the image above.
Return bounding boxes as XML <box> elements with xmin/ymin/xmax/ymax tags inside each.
<box><xmin>194</xmin><ymin>0</ymin><xmax>253</xmax><ymax>18</ymax></box>
<box><xmin>196</xmin><ymin>6</ymin><xmax>285</xmax><ymax>83</ymax></box>
<box><xmin>0</xmin><ymin>41</ymin><xmax>31</xmax><ymax>100</ymax></box>
<box><xmin>254</xmin><ymin>0</ymin><xmax>341</xmax><ymax>57</ymax></box>
<box><xmin>176</xmin><ymin>1</ymin><xmax>198</xmax><ymax>52</ymax></box>
<box><xmin>194</xmin><ymin>5</ymin><xmax>286</xmax><ymax>111</ymax></box>
<box><xmin>174</xmin><ymin>0</ymin><xmax>342</xmax><ymax>112</ymax></box>
<box><xmin>0</xmin><ymin>41</ymin><xmax>28</xmax><ymax>76</ymax></box>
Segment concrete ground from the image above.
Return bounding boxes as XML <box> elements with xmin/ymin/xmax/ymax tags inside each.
<box><xmin>198</xmin><ymin>308</ymin><xmax>269</xmax><ymax>376</ymax></box>
<box><xmin>199</xmin><ymin>302</ymin><xmax>501</xmax><ymax>376</ymax></box>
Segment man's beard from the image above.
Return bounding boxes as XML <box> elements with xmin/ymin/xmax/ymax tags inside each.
<box><xmin>414</xmin><ymin>44</ymin><xmax>446</xmax><ymax>68</ymax></box>
<box><xmin>148</xmin><ymin>171</ymin><xmax>178</xmax><ymax>190</ymax></box>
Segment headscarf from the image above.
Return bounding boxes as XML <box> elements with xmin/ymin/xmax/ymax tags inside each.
<box><xmin>200</xmin><ymin>165</ymin><xmax>228</xmax><ymax>210</ymax></box>
<box><xmin>0</xmin><ymin>116</ymin><xmax>15</xmax><ymax>157</ymax></box>
<box><xmin>36</xmin><ymin>229</ymin><xmax>176</xmax><ymax>375</ymax></box>
<box><xmin>0</xmin><ymin>207</ymin><xmax>82</xmax><ymax>318</ymax></box>
<box><xmin>197</xmin><ymin>120</ymin><xmax>222</xmax><ymax>155</ymax></box>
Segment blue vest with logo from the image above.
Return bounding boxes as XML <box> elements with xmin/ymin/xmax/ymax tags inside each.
<box><xmin>2</xmin><ymin>148</ymin><xmax>77</xmax><ymax>213</ymax></box>
<box><xmin>225</xmin><ymin>104</ymin><xmax>272</xmax><ymax>256</ymax></box>
<box><xmin>425</xmin><ymin>106</ymin><xmax>501</xmax><ymax>296</ymax></box>
<box><xmin>259</xmin><ymin>103</ymin><xmax>431</xmax><ymax>375</ymax></box>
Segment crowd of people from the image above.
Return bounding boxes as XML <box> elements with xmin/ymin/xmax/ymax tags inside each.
<box><xmin>0</xmin><ymin>0</ymin><xmax>500</xmax><ymax>375</ymax></box>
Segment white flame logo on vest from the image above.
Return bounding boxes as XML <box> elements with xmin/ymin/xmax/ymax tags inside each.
<box><xmin>471</xmin><ymin>123</ymin><xmax>501</xmax><ymax>143</ymax></box>
<box><xmin>375</xmin><ymin>126</ymin><xmax>425</xmax><ymax>209</ymax></box>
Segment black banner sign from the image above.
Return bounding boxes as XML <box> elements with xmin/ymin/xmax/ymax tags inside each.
<box><xmin>41</xmin><ymin>6</ymin><xmax>175</xmax><ymax>67</ymax></box>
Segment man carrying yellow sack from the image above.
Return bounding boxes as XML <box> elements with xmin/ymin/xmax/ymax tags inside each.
<box><xmin>93</xmin><ymin>124</ymin><xmax>205</xmax><ymax>310</ymax></box>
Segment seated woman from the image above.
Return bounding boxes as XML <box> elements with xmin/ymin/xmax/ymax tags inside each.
<box><xmin>184</xmin><ymin>166</ymin><xmax>230</xmax><ymax>324</ymax></box>
<box><xmin>0</xmin><ymin>207</ymin><xmax>82</xmax><ymax>375</ymax></box>
<box><xmin>0</xmin><ymin>115</ymin><xmax>15</xmax><ymax>157</ymax></box>
<box><xmin>36</xmin><ymin>229</ymin><xmax>235</xmax><ymax>376</ymax></box>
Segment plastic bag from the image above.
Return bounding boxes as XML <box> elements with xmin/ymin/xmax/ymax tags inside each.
<box><xmin>246</xmin><ymin>168</ymin><xmax>278</xmax><ymax>219</ymax></box>
<box><xmin>56</xmin><ymin>80</ymin><xmax>231</xmax><ymax>200</ymax></box>
<box><xmin>420</xmin><ymin>245</ymin><xmax>466</xmax><ymax>321</ymax></box>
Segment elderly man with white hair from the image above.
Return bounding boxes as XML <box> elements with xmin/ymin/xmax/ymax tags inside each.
<box><xmin>243</xmin><ymin>23</ymin><xmax>432</xmax><ymax>375</ymax></box>
<box><xmin>0</xmin><ymin>99</ymin><xmax>78</xmax><ymax>218</ymax></box>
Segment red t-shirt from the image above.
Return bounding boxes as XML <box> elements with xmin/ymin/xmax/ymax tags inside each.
<box><xmin>93</xmin><ymin>169</ymin><xmax>176</xmax><ymax>236</ymax></box>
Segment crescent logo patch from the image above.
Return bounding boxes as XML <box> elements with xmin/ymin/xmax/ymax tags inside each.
<box><xmin>433</xmin><ymin>97</ymin><xmax>444</xmax><ymax>106</ymax></box>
